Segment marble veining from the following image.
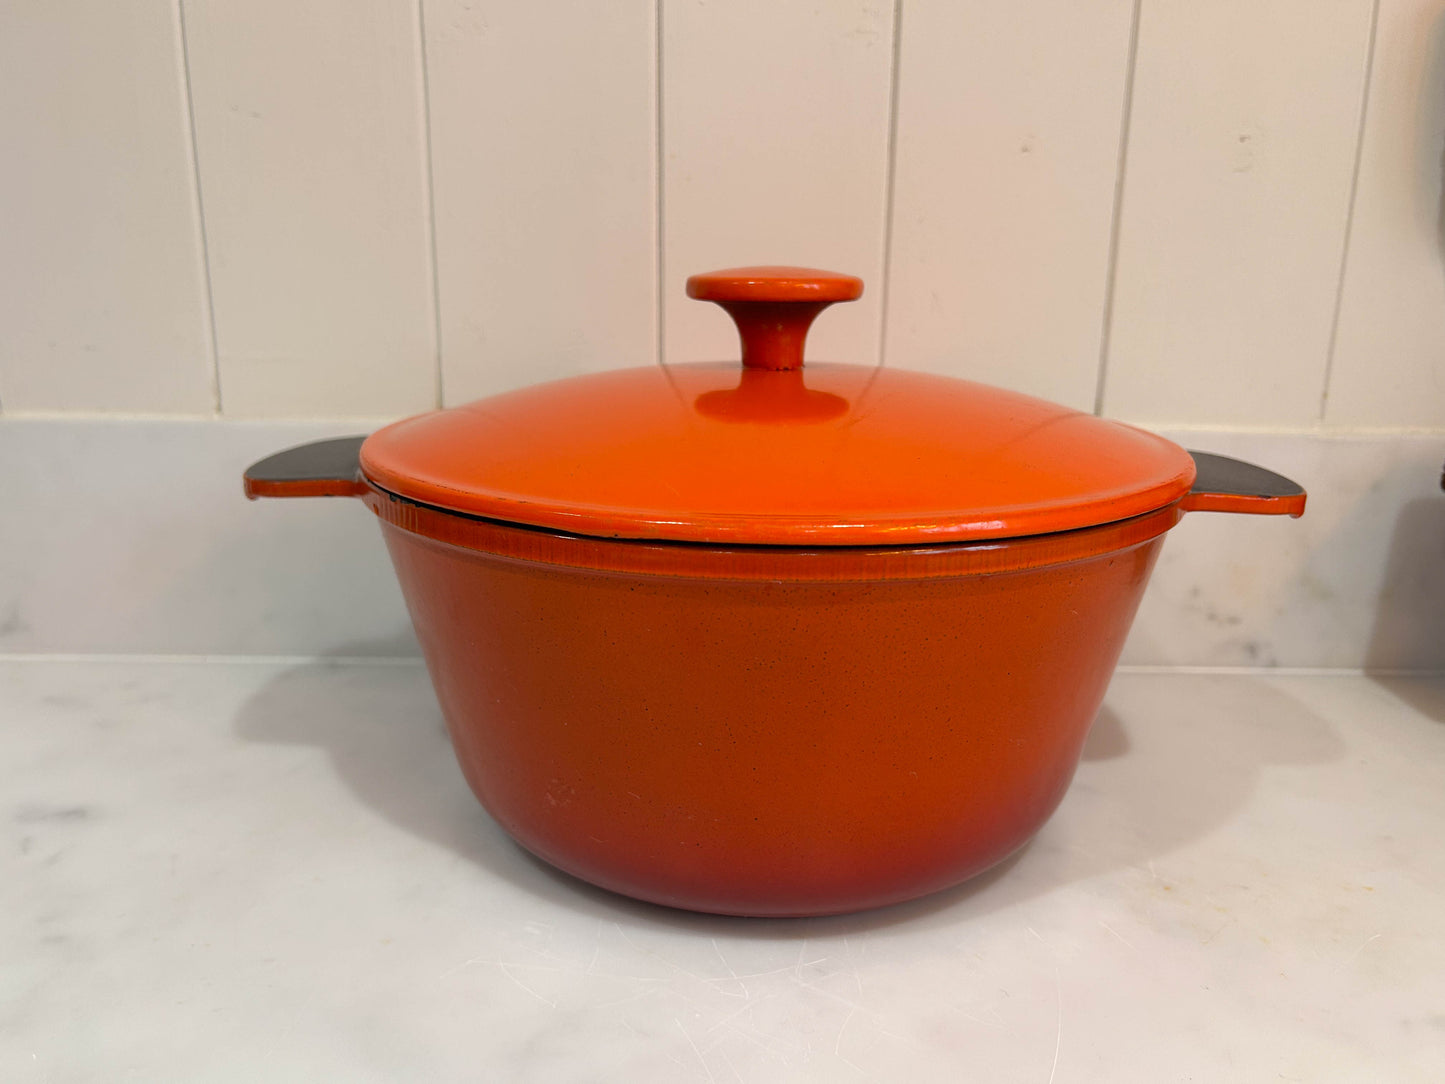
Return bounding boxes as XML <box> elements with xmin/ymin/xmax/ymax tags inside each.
<box><xmin>2</xmin><ymin>660</ymin><xmax>1443</xmax><ymax>1081</ymax></box>
<box><xmin>1122</xmin><ymin>429</ymin><xmax>1445</xmax><ymax>669</ymax></box>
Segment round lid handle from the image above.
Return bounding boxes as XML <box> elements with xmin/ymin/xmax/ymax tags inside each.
<box><xmin>686</xmin><ymin>266</ymin><xmax>863</xmax><ymax>371</ymax></box>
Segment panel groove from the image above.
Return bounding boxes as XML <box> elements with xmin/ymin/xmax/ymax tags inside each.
<box><xmin>1320</xmin><ymin>0</ymin><xmax>1384</xmax><ymax>421</ymax></box>
<box><xmin>1324</xmin><ymin>0</ymin><xmax>1445</xmax><ymax>426</ymax></box>
<box><xmin>884</xmin><ymin>1</ymin><xmax>1138</xmax><ymax>407</ymax></box>
<box><xmin>0</xmin><ymin>3</ymin><xmax>216</xmax><ymax>413</ymax></box>
<box><xmin>185</xmin><ymin>0</ymin><xmax>437</xmax><ymax>417</ymax></box>
<box><xmin>876</xmin><ymin>0</ymin><xmax>905</xmax><ymax>369</ymax></box>
<box><xmin>175</xmin><ymin>0</ymin><xmax>222</xmax><ymax>415</ymax></box>
<box><xmin>655</xmin><ymin>0</ymin><xmax>666</xmax><ymax>369</ymax></box>
<box><xmin>1094</xmin><ymin>0</ymin><xmax>1145</xmax><ymax>417</ymax></box>
<box><xmin>1101</xmin><ymin>0</ymin><xmax>1377</xmax><ymax>426</ymax></box>
<box><xmin>414</xmin><ymin>0</ymin><xmax>445</xmax><ymax>410</ymax></box>
<box><xmin>425</xmin><ymin>1</ymin><xmax>656</xmax><ymax>403</ymax></box>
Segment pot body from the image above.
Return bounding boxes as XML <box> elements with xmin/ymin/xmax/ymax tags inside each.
<box><xmin>378</xmin><ymin>508</ymin><xmax>1170</xmax><ymax>917</ymax></box>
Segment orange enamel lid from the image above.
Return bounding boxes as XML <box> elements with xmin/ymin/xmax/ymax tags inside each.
<box><xmin>359</xmin><ymin>267</ymin><xmax>1196</xmax><ymax>546</ymax></box>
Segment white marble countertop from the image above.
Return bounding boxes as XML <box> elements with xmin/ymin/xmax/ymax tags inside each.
<box><xmin>3</xmin><ymin>660</ymin><xmax>1443</xmax><ymax>1082</ymax></box>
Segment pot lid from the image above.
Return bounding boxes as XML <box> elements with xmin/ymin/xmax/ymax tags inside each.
<box><xmin>359</xmin><ymin>267</ymin><xmax>1196</xmax><ymax>546</ymax></box>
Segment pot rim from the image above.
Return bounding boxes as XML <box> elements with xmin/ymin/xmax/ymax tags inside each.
<box><xmin>365</xmin><ymin>480</ymin><xmax>1184</xmax><ymax>582</ymax></box>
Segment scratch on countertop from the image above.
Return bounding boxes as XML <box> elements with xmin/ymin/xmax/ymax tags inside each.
<box><xmin>1098</xmin><ymin>920</ymin><xmax>1136</xmax><ymax>950</ymax></box>
<box><xmin>717</xmin><ymin>1020</ymin><xmax>799</xmax><ymax>1066</ymax></box>
<box><xmin>702</xmin><ymin>993</ymin><xmax>778</xmax><ymax>1037</ymax></box>
<box><xmin>498</xmin><ymin>962</ymin><xmax>557</xmax><ymax>1008</ymax></box>
<box><xmin>948</xmin><ymin>1008</ymin><xmax>1010</xmax><ymax>1033</ymax></box>
<box><xmin>834</xmin><ymin>1006</ymin><xmax>862</xmax><ymax>1073</ymax></box>
<box><xmin>1345</xmin><ymin>933</ymin><xmax>1383</xmax><ymax>966</ymax></box>
<box><xmin>842</xmin><ymin>935</ymin><xmax>864</xmax><ymax>999</ymax></box>
<box><xmin>715</xmin><ymin>1044</ymin><xmax>745</xmax><ymax>1084</ymax></box>
<box><xmin>1046</xmin><ymin>964</ymin><xmax>1062</xmax><ymax>1084</ymax></box>
<box><xmin>790</xmin><ymin>971</ymin><xmax>870</xmax><ymax>1015</ymax></box>
<box><xmin>1203</xmin><ymin>918</ymin><xmax>1235</xmax><ymax>945</ymax></box>
<box><xmin>676</xmin><ymin>1016</ymin><xmax>716</xmax><ymax>1083</ymax></box>
<box><xmin>710</xmin><ymin>937</ymin><xmax>748</xmax><ymax>999</ymax></box>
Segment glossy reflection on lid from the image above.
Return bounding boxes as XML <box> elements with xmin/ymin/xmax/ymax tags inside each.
<box><xmin>694</xmin><ymin>368</ymin><xmax>849</xmax><ymax>424</ymax></box>
<box><xmin>359</xmin><ymin>358</ymin><xmax>1196</xmax><ymax>546</ymax></box>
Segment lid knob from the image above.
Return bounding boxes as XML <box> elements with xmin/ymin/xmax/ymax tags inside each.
<box><xmin>686</xmin><ymin>267</ymin><xmax>863</xmax><ymax>371</ymax></box>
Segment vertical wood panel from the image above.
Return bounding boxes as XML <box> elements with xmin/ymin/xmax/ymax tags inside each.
<box><xmin>1327</xmin><ymin>0</ymin><xmax>1445</xmax><ymax>427</ymax></box>
<box><xmin>662</xmin><ymin>0</ymin><xmax>895</xmax><ymax>366</ymax></box>
<box><xmin>0</xmin><ymin>1</ymin><xmax>214</xmax><ymax>414</ymax></box>
<box><xmin>1105</xmin><ymin>0</ymin><xmax>1375</xmax><ymax>425</ymax></box>
<box><xmin>184</xmin><ymin>0</ymin><xmax>435</xmax><ymax>417</ymax></box>
<box><xmin>423</xmin><ymin>1</ymin><xmax>656</xmax><ymax>404</ymax></box>
<box><xmin>884</xmin><ymin>0</ymin><xmax>1136</xmax><ymax>409</ymax></box>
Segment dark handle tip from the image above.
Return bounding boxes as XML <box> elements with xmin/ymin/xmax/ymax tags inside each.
<box><xmin>1181</xmin><ymin>451</ymin><xmax>1306</xmax><ymax>517</ymax></box>
<box><xmin>244</xmin><ymin>435</ymin><xmax>369</xmax><ymax>499</ymax></box>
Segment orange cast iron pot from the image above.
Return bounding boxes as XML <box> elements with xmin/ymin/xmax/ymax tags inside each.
<box><xmin>245</xmin><ymin>268</ymin><xmax>1306</xmax><ymax>918</ymax></box>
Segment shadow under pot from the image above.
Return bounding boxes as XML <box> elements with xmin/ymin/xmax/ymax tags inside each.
<box><xmin>245</xmin><ymin>266</ymin><xmax>1306</xmax><ymax>918</ymax></box>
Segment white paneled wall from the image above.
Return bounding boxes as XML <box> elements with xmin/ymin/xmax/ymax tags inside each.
<box><xmin>886</xmin><ymin>0</ymin><xmax>1136</xmax><ymax>409</ymax></box>
<box><xmin>423</xmin><ymin>0</ymin><xmax>658</xmax><ymax>403</ymax></box>
<box><xmin>1106</xmin><ymin>0</ymin><xmax>1375</xmax><ymax>426</ymax></box>
<box><xmin>182</xmin><ymin>0</ymin><xmax>437</xmax><ymax>417</ymax></box>
<box><xmin>4</xmin><ymin>0</ymin><xmax>1442</xmax><ymax>427</ymax></box>
<box><xmin>1328</xmin><ymin>0</ymin><xmax>1445</xmax><ymax>426</ymax></box>
<box><xmin>661</xmin><ymin>0</ymin><xmax>896</xmax><ymax>367</ymax></box>
<box><xmin>0</xmin><ymin>1</ymin><xmax>214</xmax><ymax>414</ymax></box>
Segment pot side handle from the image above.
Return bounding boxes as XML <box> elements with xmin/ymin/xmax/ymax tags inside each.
<box><xmin>243</xmin><ymin>435</ymin><xmax>370</xmax><ymax>499</ymax></box>
<box><xmin>1180</xmin><ymin>451</ymin><xmax>1306</xmax><ymax>517</ymax></box>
